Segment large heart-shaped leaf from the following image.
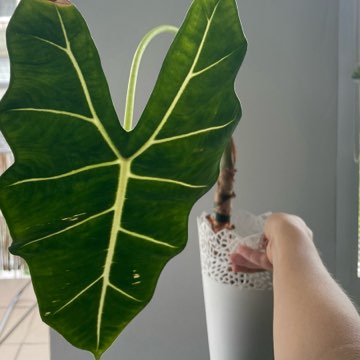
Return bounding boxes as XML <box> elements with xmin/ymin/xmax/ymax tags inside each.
<box><xmin>0</xmin><ymin>0</ymin><xmax>246</xmax><ymax>357</ymax></box>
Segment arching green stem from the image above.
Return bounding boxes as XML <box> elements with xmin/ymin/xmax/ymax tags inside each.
<box><xmin>123</xmin><ymin>25</ymin><xmax>179</xmax><ymax>132</ymax></box>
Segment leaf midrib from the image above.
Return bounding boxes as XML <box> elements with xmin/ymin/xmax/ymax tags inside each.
<box><xmin>96</xmin><ymin>159</ymin><xmax>130</xmax><ymax>347</ymax></box>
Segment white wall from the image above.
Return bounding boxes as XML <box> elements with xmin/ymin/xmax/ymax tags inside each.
<box><xmin>235</xmin><ymin>0</ymin><xmax>338</xmax><ymax>269</ymax></box>
<box><xmin>51</xmin><ymin>0</ymin><xmax>340</xmax><ymax>359</ymax></box>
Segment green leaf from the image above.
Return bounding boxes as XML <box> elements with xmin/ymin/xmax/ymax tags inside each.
<box><xmin>0</xmin><ymin>0</ymin><xmax>247</xmax><ymax>357</ymax></box>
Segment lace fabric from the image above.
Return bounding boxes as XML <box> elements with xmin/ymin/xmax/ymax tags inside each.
<box><xmin>197</xmin><ymin>211</ymin><xmax>273</xmax><ymax>290</ymax></box>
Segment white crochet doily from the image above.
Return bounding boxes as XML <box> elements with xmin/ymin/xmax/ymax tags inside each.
<box><xmin>198</xmin><ymin>211</ymin><xmax>273</xmax><ymax>290</ymax></box>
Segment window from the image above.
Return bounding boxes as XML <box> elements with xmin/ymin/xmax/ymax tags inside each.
<box><xmin>336</xmin><ymin>0</ymin><xmax>360</xmax><ymax>302</ymax></box>
<box><xmin>0</xmin><ymin>25</ymin><xmax>10</xmax><ymax>85</ymax></box>
<box><xmin>0</xmin><ymin>0</ymin><xmax>18</xmax><ymax>19</ymax></box>
<box><xmin>0</xmin><ymin>0</ymin><xmax>17</xmax><ymax>97</ymax></box>
<box><xmin>0</xmin><ymin>0</ymin><xmax>23</xmax><ymax>278</ymax></box>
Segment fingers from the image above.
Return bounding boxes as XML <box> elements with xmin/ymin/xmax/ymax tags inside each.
<box><xmin>230</xmin><ymin>213</ymin><xmax>313</xmax><ymax>273</ymax></box>
<box><xmin>230</xmin><ymin>245</ymin><xmax>273</xmax><ymax>272</ymax></box>
<box><xmin>230</xmin><ymin>252</ymin><xmax>262</xmax><ymax>271</ymax></box>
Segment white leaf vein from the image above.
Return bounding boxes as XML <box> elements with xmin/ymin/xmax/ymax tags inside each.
<box><xmin>120</xmin><ymin>227</ymin><xmax>178</xmax><ymax>249</ymax></box>
<box><xmin>96</xmin><ymin>162</ymin><xmax>128</xmax><ymax>347</ymax></box>
<box><xmin>192</xmin><ymin>49</ymin><xmax>240</xmax><ymax>77</ymax></box>
<box><xmin>53</xmin><ymin>276</ymin><xmax>103</xmax><ymax>315</ymax></box>
<box><xmin>9</xmin><ymin>108</ymin><xmax>94</xmax><ymax>123</ymax></box>
<box><xmin>108</xmin><ymin>283</ymin><xmax>142</xmax><ymax>302</ymax></box>
<box><xmin>52</xmin><ymin>276</ymin><xmax>141</xmax><ymax>316</ymax></box>
<box><xmin>153</xmin><ymin>120</ymin><xmax>234</xmax><ymax>144</ymax></box>
<box><xmin>129</xmin><ymin>173</ymin><xmax>205</xmax><ymax>189</ymax></box>
<box><xmin>10</xmin><ymin>160</ymin><xmax>119</xmax><ymax>186</ymax></box>
<box><xmin>31</xmin><ymin>35</ymin><xmax>66</xmax><ymax>52</ymax></box>
<box><xmin>21</xmin><ymin>208</ymin><xmax>113</xmax><ymax>248</ymax></box>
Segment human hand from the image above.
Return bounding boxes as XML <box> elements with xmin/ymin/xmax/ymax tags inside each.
<box><xmin>230</xmin><ymin>242</ymin><xmax>272</xmax><ymax>272</ymax></box>
<box><xmin>230</xmin><ymin>213</ymin><xmax>313</xmax><ymax>272</ymax></box>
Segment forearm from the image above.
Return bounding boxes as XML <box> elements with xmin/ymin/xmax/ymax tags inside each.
<box><xmin>272</xmin><ymin>239</ymin><xmax>360</xmax><ymax>360</ymax></box>
<box><xmin>232</xmin><ymin>213</ymin><xmax>360</xmax><ymax>359</ymax></box>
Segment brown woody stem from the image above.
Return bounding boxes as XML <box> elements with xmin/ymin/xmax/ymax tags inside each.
<box><xmin>208</xmin><ymin>138</ymin><xmax>236</xmax><ymax>232</ymax></box>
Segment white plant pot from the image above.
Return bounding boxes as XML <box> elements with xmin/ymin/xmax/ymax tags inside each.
<box><xmin>198</xmin><ymin>211</ymin><xmax>274</xmax><ymax>360</ymax></box>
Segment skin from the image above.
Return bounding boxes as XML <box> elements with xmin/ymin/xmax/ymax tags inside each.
<box><xmin>230</xmin><ymin>213</ymin><xmax>360</xmax><ymax>360</ymax></box>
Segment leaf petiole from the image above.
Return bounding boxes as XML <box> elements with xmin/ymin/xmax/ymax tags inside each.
<box><xmin>123</xmin><ymin>25</ymin><xmax>178</xmax><ymax>132</ymax></box>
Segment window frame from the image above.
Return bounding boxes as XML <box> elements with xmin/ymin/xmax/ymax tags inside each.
<box><xmin>0</xmin><ymin>0</ymin><xmax>22</xmax><ymax>276</ymax></box>
<box><xmin>0</xmin><ymin>0</ymin><xmax>19</xmax><ymax>22</ymax></box>
<box><xmin>0</xmin><ymin>0</ymin><xmax>19</xmax><ymax>88</ymax></box>
<box><xmin>336</xmin><ymin>0</ymin><xmax>360</xmax><ymax>302</ymax></box>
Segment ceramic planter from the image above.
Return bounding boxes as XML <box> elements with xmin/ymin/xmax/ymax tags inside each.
<box><xmin>198</xmin><ymin>211</ymin><xmax>274</xmax><ymax>360</ymax></box>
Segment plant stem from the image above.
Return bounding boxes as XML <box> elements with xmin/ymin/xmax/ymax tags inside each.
<box><xmin>209</xmin><ymin>138</ymin><xmax>236</xmax><ymax>232</ymax></box>
<box><xmin>123</xmin><ymin>25</ymin><xmax>178</xmax><ymax>132</ymax></box>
